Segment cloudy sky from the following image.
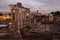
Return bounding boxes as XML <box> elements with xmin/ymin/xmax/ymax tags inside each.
<box><xmin>0</xmin><ymin>0</ymin><xmax>60</xmax><ymax>13</ymax></box>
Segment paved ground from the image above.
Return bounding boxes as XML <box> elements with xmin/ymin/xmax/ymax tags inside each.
<box><xmin>0</xmin><ymin>32</ymin><xmax>60</xmax><ymax>40</ymax></box>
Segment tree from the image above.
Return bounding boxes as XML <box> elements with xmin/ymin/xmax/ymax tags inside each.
<box><xmin>51</xmin><ymin>11</ymin><xmax>60</xmax><ymax>16</ymax></box>
<box><xmin>34</xmin><ymin>15</ymin><xmax>41</xmax><ymax>21</ymax></box>
<box><xmin>0</xmin><ymin>12</ymin><xmax>2</xmax><ymax>16</ymax></box>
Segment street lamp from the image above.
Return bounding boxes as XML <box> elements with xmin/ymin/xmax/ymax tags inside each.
<box><xmin>26</xmin><ymin>14</ymin><xmax>29</xmax><ymax>16</ymax></box>
<box><xmin>6</xmin><ymin>15</ymin><xmax>11</xmax><ymax>19</ymax></box>
<box><xmin>13</xmin><ymin>10</ymin><xmax>15</xmax><ymax>13</ymax></box>
<box><xmin>3</xmin><ymin>16</ymin><xmax>7</xmax><ymax>19</ymax></box>
<box><xmin>9</xmin><ymin>22</ymin><xmax>12</xmax><ymax>25</ymax></box>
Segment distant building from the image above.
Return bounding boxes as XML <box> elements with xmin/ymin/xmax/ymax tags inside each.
<box><xmin>0</xmin><ymin>11</ymin><xmax>11</xmax><ymax>24</ymax></box>
<box><xmin>54</xmin><ymin>16</ymin><xmax>60</xmax><ymax>22</ymax></box>
<box><xmin>49</xmin><ymin>14</ymin><xmax>53</xmax><ymax>21</ymax></box>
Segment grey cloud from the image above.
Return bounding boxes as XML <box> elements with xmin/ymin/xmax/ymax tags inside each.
<box><xmin>34</xmin><ymin>0</ymin><xmax>60</xmax><ymax>7</ymax></box>
<box><xmin>0</xmin><ymin>0</ymin><xmax>10</xmax><ymax>11</ymax></box>
<box><xmin>0</xmin><ymin>0</ymin><xmax>60</xmax><ymax>13</ymax></box>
